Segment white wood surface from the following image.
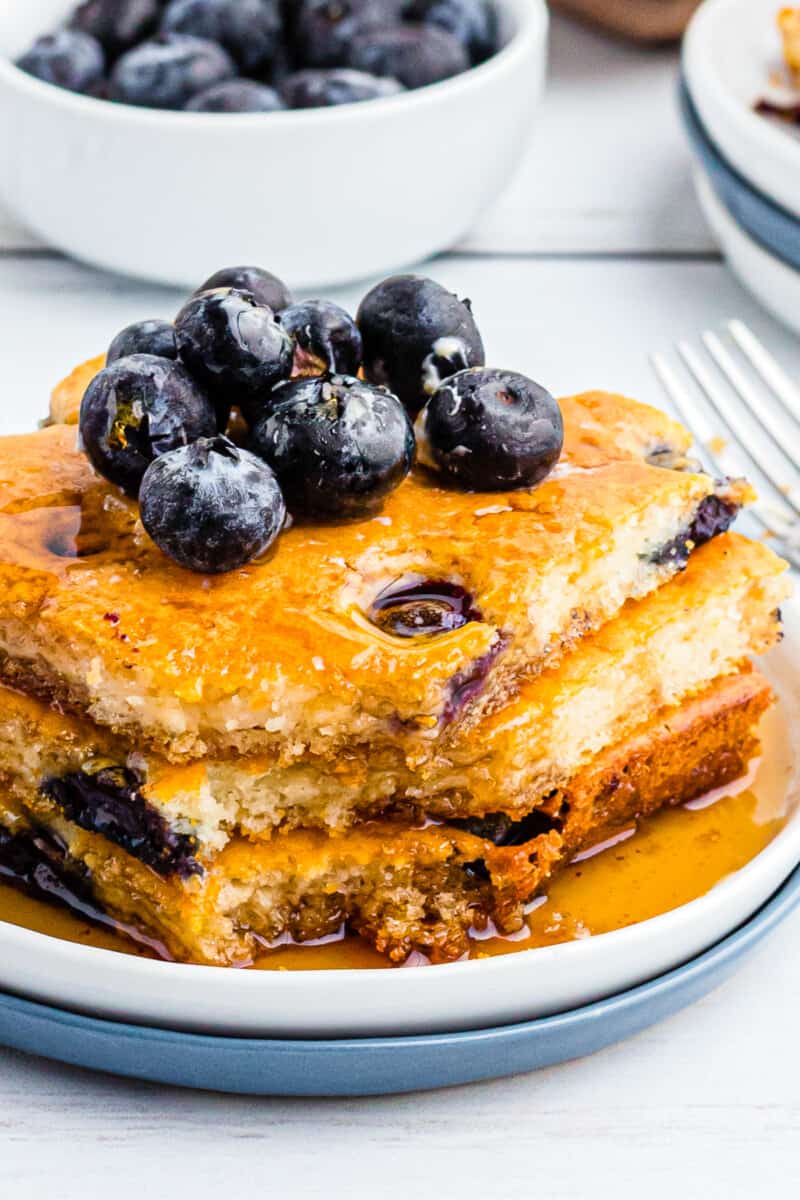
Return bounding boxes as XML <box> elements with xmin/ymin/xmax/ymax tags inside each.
<box><xmin>0</xmin><ymin>13</ymin><xmax>799</xmax><ymax>1198</ymax></box>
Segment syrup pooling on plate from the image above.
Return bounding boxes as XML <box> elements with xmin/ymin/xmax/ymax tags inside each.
<box><xmin>0</xmin><ymin>703</ymin><xmax>792</xmax><ymax>969</ymax></box>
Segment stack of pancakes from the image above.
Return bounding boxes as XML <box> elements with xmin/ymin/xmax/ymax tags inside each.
<box><xmin>0</xmin><ymin>376</ymin><xmax>789</xmax><ymax>965</ymax></box>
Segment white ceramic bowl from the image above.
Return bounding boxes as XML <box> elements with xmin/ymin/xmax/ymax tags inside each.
<box><xmin>693</xmin><ymin>169</ymin><xmax>800</xmax><ymax>336</ymax></box>
<box><xmin>1</xmin><ymin>593</ymin><xmax>798</xmax><ymax>1040</ymax></box>
<box><xmin>0</xmin><ymin>0</ymin><xmax>546</xmax><ymax>289</ymax></box>
<box><xmin>683</xmin><ymin>0</ymin><xmax>800</xmax><ymax>219</ymax></box>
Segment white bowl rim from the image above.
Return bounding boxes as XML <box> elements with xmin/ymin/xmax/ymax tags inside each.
<box><xmin>684</xmin><ymin>0</ymin><xmax>800</xmax><ymax>164</ymax></box>
<box><xmin>1</xmin><ymin>594</ymin><xmax>798</xmax><ymax>999</ymax></box>
<box><xmin>0</xmin><ymin>0</ymin><xmax>547</xmax><ymax>129</ymax></box>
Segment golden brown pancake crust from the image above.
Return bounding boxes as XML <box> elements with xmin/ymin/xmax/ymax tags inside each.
<box><xmin>0</xmin><ymin>670</ymin><xmax>772</xmax><ymax>965</ymax></box>
<box><xmin>0</xmin><ymin>533</ymin><xmax>786</xmax><ymax>855</ymax></box>
<box><xmin>0</xmin><ymin>391</ymin><xmax>751</xmax><ymax>760</ymax></box>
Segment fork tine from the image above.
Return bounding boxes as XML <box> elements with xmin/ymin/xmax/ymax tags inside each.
<box><xmin>727</xmin><ymin>320</ymin><xmax>800</xmax><ymax>427</ymax></box>
<box><xmin>678</xmin><ymin>338</ymin><xmax>800</xmax><ymax>518</ymax></box>
<box><xmin>702</xmin><ymin>330</ymin><xmax>800</xmax><ymax>480</ymax></box>
<box><xmin>650</xmin><ymin>351</ymin><xmax>800</xmax><ymax>568</ymax></box>
<box><xmin>650</xmin><ymin>353</ymin><xmax>721</xmax><ymax>475</ymax></box>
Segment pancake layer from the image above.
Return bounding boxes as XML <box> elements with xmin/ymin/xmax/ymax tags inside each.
<box><xmin>0</xmin><ymin>391</ymin><xmax>750</xmax><ymax>761</ymax></box>
<box><xmin>0</xmin><ymin>532</ymin><xmax>785</xmax><ymax>859</ymax></box>
<box><xmin>0</xmin><ymin>671</ymin><xmax>773</xmax><ymax>964</ymax></box>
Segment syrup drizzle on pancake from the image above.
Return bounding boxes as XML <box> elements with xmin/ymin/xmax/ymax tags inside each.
<box><xmin>0</xmin><ymin>702</ymin><xmax>792</xmax><ymax>970</ymax></box>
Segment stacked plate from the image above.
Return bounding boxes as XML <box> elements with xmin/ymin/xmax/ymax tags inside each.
<box><xmin>683</xmin><ymin>0</ymin><xmax>800</xmax><ymax>333</ymax></box>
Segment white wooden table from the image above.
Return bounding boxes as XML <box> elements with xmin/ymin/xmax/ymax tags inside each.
<box><xmin>1</xmin><ymin>15</ymin><xmax>799</xmax><ymax>1197</ymax></box>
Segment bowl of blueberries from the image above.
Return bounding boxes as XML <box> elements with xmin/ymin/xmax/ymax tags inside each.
<box><xmin>0</xmin><ymin>0</ymin><xmax>546</xmax><ymax>288</ymax></box>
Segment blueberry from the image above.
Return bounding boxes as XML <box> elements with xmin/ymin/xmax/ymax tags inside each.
<box><xmin>415</xmin><ymin>368</ymin><xmax>563</xmax><ymax>491</ymax></box>
<box><xmin>185</xmin><ymin>79</ymin><xmax>284</xmax><ymax>111</ymax></box>
<box><xmin>289</xmin><ymin>0</ymin><xmax>402</xmax><ymax>68</ymax></box>
<box><xmin>161</xmin><ymin>0</ymin><xmax>283</xmax><ymax>75</ymax></box>
<box><xmin>279</xmin><ymin>301</ymin><xmax>362</xmax><ymax>377</ymax></box>
<box><xmin>107</xmin><ymin>319</ymin><xmax>178</xmax><ymax>364</ymax></box>
<box><xmin>110</xmin><ymin>33</ymin><xmax>235</xmax><ymax>109</ymax></box>
<box><xmin>69</xmin><ymin>0</ymin><xmax>162</xmax><ymax>59</ymax></box>
<box><xmin>249</xmin><ymin>374</ymin><xmax>414</xmax><ymax>517</ymax></box>
<box><xmin>405</xmin><ymin>0</ymin><xmax>498</xmax><ymax>64</ymax></box>
<box><xmin>174</xmin><ymin>288</ymin><xmax>294</xmax><ymax>422</ymax></box>
<box><xmin>348</xmin><ymin>23</ymin><xmax>468</xmax><ymax>88</ymax></box>
<box><xmin>16</xmin><ymin>31</ymin><xmax>105</xmax><ymax>94</ymax></box>
<box><xmin>196</xmin><ymin>265</ymin><xmax>292</xmax><ymax>312</ymax></box>
<box><xmin>280</xmin><ymin>67</ymin><xmax>403</xmax><ymax>107</ymax></box>
<box><xmin>86</xmin><ymin>75</ymin><xmax>114</xmax><ymax>100</ymax></box>
<box><xmin>43</xmin><ymin>767</ymin><xmax>201</xmax><ymax>878</ymax></box>
<box><xmin>79</xmin><ymin>354</ymin><xmax>217</xmax><ymax>496</ymax></box>
<box><xmin>357</xmin><ymin>274</ymin><xmax>485</xmax><ymax>416</ymax></box>
<box><xmin>140</xmin><ymin>436</ymin><xmax>286</xmax><ymax>573</ymax></box>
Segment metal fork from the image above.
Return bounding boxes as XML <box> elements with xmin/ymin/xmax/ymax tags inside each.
<box><xmin>650</xmin><ymin>319</ymin><xmax>800</xmax><ymax>571</ymax></box>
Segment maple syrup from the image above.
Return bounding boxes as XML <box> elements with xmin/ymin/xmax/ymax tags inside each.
<box><xmin>0</xmin><ymin>703</ymin><xmax>793</xmax><ymax>971</ymax></box>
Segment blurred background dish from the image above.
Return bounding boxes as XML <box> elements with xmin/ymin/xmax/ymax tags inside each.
<box><xmin>0</xmin><ymin>0</ymin><xmax>547</xmax><ymax>289</ymax></box>
<box><xmin>680</xmin><ymin>81</ymin><xmax>800</xmax><ymax>271</ymax></box>
<box><xmin>681</xmin><ymin>0</ymin><xmax>800</xmax><ymax>331</ymax></box>
<box><xmin>693</xmin><ymin>169</ymin><xmax>800</xmax><ymax>338</ymax></box>
<box><xmin>683</xmin><ymin>0</ymin><xmax>800</xmax><ymax>219</ymax></box>
<box><xmin>552</xmin><ymin>0</ymin><xmax>701</xmax><ymax>42</ymax></box>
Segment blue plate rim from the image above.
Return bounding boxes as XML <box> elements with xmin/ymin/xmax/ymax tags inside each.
<box><xmin>1</xmin><ymin>861</ymin><xmax>799</xmax><ymax>1053</ymax></box>
<box><xmin>679</xmin><ymin>76</ymin><xmax>800</xmax><ymax>269</ymax></box>
<box><xmin>0</xmin><ymin>864</ymin><xmax>797</xmax><ymax>1094</ymax></box>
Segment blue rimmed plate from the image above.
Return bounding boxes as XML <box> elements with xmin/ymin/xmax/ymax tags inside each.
<box><xmin>0</xmin><ymin>865</ymin><xmax>799</xmax><ymax>1096</ymax></box>
<box><xmin>680</xmin><ymin>79</ymin><xmax>800</xmax><ymax>271</ymax></box>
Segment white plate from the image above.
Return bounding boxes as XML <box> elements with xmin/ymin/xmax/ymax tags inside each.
<box><xmin>683</xmin><ymin>0</ymin><xmax>800</xmax><ymax>219</ymax></box>
<box><xmin>1</xmin><ymin>595</ymin><xmax>798</xmax><ymax>1039</ymax></box>
<box><xmin>693</xmin><ymin>168</ymin><xmax>800</xmax><ymax>337</ymax></box>
<box><xmin>0</xmin><ymin>0</ymin><xmax>547</xmax><ymax>289</ymax></box>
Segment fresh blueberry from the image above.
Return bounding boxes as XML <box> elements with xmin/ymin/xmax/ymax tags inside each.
<box><xmin>279</xmin><ymin>300</ymin><xmax>362</xmax><ymax>377</ymax></box>
<box><xmin>174</xmin><ymin>288</ymin><xmax>294</xmax><ymax>422</ymax></box>
<box><xmin>110</xmin><ymin>33</ymin><xmax>235</xmax><ymax>109</ymax></box>
<box><xmin>16</xmin><ymin>30</ymin><xmax>105</xmax><ymax>94</ymax></box>
<box><xmin>249</xmin><ymin>374</ymin><xmax>414</xmax><ymax>517</ymax></box>
<box><xmin>107</xmin><ymin>319</ymin><xmax>178</xmax><ymax>364</ymax></box>
<box><xmin>348</xmin><ymin>23</ymin><xmax>468</xmax><ymax>88</ymax></box>
<box><xmin>140</xmin><ymin>435</ymin><xmax>286</xmax><ymax>573</ymax></box>
<box><xmin>185</xmin><ymin>79</ymin><xmax>285</xmax><ymax>111</ymax></box>
<box><xmin>161</xmin><ymin>0</ymin><xmax>283</xmax><ymax>75</ymax></box>
<box><xmin>415</xmin><ymin>367</ymin><xmax>564</xmax><ymax>491</ymax></box>
<box><xmin>289</xmin><ymin>0</ymin><xmax>402</xmax><ymax>68</ymax></box>
<box><xmin>196</xmin><ymin>265</ymin><xmax>292</xmax><ymax>312</ymax></box>
<box><xmin>86</xmin><ymin>75</ymin><xmax>114</xmax><ymax>100</ymax></box>
<box><xmin>357</xmin><ymin>274</ymin><xmax>485</xmax><ymax>416</ymax></box>
<box><xmin>69</xmin><ymin>0</ymin><xmax>162</xmax><ymax>59</ymax></box>
<box><xmin>79</xmin><ymin>354</ymin><xmax>217</xmax><ymax>497</ymax></box>
<box><xmin>405</xmin><ymin>0</ymin><xmax>498</xmax><ymax>64</ymax></box>
<box><xmin>280</xmin><ymin>67</ymin><xmax>403</xmax><ymax>107</ymax></box>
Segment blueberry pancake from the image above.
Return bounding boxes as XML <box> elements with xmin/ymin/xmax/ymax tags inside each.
<box><xmin>0</xmin><ymin>670</ymin><xmax>773</xmax><ymax>964</ymax></box>
<box><xmin>0</xmin><ymin>533</ymin><xmax>787</xmax><ymax>860</ymax></box>
<box><xmin>0</xmin><ymin>390</ymin><xmax>751</xmax><ymax>762</ymax></box>
<box><xmin>0</xmin><ymin>291</ymin><xmax>788</xmax><ymax>971</ymax></box>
